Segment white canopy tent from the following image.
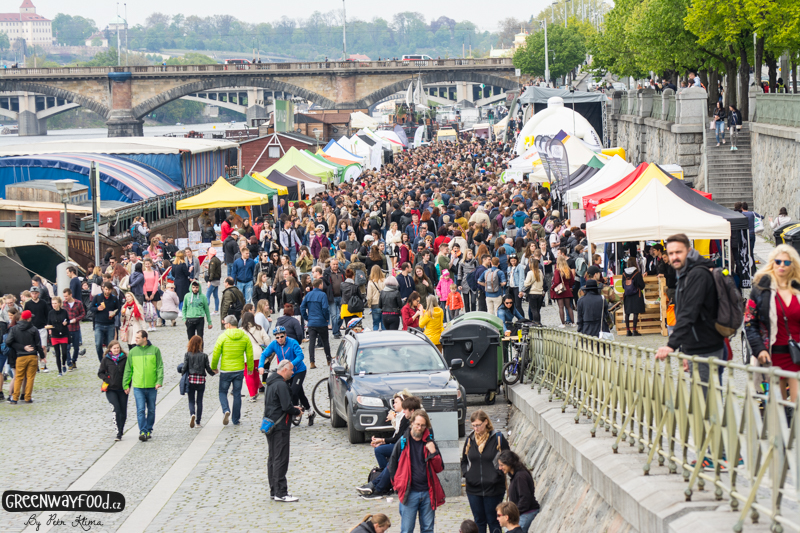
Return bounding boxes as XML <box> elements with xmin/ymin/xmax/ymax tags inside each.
<box><xmin>503</xmin><ymin>145</ymin><xmax>542</xmax><ymax>182</ymax></box>
<box><xmin>324</xmin><ymin>139</ymin><xmax>367</xmax><ymax>166</ymax></box>
<box><xmin>586</xmin><ymin>179</ymin><xmax>731</xmax><ymax>244</ymax></box>
<box><xmin>565</xmin><ymin>155</ymin><xmax>635</xmax><ymax>206</ymax></box>
<box><xmin>514</xmin><ymin>96</ymin><xmax>603</xmax><ymax>154</ymax></box>
<box><xmin>301</xmin><ymin>179</ymin><xmax>327</xmax><ymax>196</ymax></box>
<box><xmin>350</xmin><ymin>111</ymin><xmax>379</xmax><ymax>130</ymax></box>
<box><xmin>528</xmin><ymin>133</ymin><xmax>608</xmax><ymax>181</ymax></box>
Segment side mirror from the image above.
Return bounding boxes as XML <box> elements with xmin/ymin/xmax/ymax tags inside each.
<box><xmin>449</xmin><ymin>358</ymin><xmax>463</xmax><ymax>371</ymax></box>
<box><xmin>332</xmin><ymin>365</ymin><xmax>347</xmax><ymax>376</ymax></box>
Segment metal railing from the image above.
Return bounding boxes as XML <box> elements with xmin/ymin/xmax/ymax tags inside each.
<box><xmin>753</xmin><ymin>93</ymin><xmax>800</xmax><ymax>128</ymax></box>
<box><xmin>650</xmin><ymin>95</ymin><xmax>663</xmax><ymax>119</ymax></box>
<box><xmin>619</xmin><ymin>94</ymin><xmax>629</xmax><ymax>115</ymax></box>
<box><xmin>628</xmin><ymin>94</ymin><xmax>639</xmax><ymax>115</ymax></box>
<box><xmin>524</xmin><ymin>328</ymin><xmax>800</xmax><ymax>532</ymax></box>
<box><xmin>79</xmin><ymin>175</ymin><xmax>240</xmax><ymax>237</ymax></box>
<box><xmin>0</xmin><ymin>58</ymin><xmax>515</xmax><ymax>78</ymax></box>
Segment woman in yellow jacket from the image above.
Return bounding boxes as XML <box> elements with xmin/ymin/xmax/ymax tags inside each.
<box><xmin>419</xmin><ymin>295</ymin><xmax>444</xmax><ymax>351</ymax></box>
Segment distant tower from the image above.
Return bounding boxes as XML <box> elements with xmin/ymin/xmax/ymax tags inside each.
<box><xmin>19</xmin><ymin>0</ymin><xmax>36</xmax><ymax>14</ymax></box>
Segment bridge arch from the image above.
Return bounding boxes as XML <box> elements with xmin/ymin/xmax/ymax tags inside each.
<box><xmin>132</xmin><ymin>76</ymin><xmax>334</xmax><ymax>119</ymax></box>
<box><xmin>356</xmin><ymin>71</ymin><xmax>518</xmax><ymax>109</ymax></box>
<box><xmin>0</xmin><ymin>80</ymin><xmax>110</xmax><ymax>118</ymax></box>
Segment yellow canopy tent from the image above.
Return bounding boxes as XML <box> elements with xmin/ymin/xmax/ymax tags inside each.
<box><xmin>250</xmin><ymin>172</ymin><xmax>289</xmax><ymax>195</ymax></box>
<box><xmin>176</xmin><ymin>177</ymin><xmax>271</xmax><ymax>210</ymax></box>
<box><xmin>595</xmin><ymin>164</ymin><xmax>672</xmax><ymax>217</ymax></box>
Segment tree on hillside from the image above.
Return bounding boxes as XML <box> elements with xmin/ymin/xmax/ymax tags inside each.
<box><xmin>166</xmin><ymin>53</ymin><xmax>217</xmax><ymax>65</ymax></box>
<box><xmin>514</xmin><ymin>23</ymin><xmax>587</xmax><ymax>81</ymax></box>
<box><xmin>52</xmin><ymin>14</ymin><xmax>97</xmax><ymax>46</ymax></box>
<box><xmin>0</xmin><ymin>32</ymin><xmax>9</xmax><ymax>52</ymax></box>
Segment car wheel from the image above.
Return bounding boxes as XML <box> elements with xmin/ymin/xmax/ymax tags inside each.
<box><xmin>330</xmin><ymin>390</ymin><xmax>346</xmax><ymax>428</ymax></box>
<box><xmin>347</xmin><ymin>402</ymin><xmax>365</xmax><ymax>444</ymax></box>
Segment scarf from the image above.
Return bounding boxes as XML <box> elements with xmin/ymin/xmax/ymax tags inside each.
<box><xmin>475</xmin><ymin>430</ymin><xmax>491</xmax><ymax>454</ymax></box>
<box><xmin>124</xmin><ymin>300</ymin><xmax>142</xmax><ymax>319</ymax></box>
<box><xmin>110</xmin><ymin>352</ymin><xmax>121</xmax><ymax>363</ymax></box>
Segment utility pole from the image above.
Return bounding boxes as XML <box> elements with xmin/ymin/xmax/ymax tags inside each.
<box><xmin>542</xmin><ymin>20</ymin><xmax>550</xmax><ymax>85</ymax></box>
<box><xmin>564</xmin><ymin>0</ymin><xmax>568</xmax><ymax>28</ymax></box>
<box><xmin>116</xmin><ymin>2</ymin><xmax>121</xmax><ymax>66</ymax></box>
<box><xmin>342</xmin><ymin>0</ymin><xmax>347</xmax><ymax>60</ymax></box>
<box><xmin>124</xmin><ymin>3</ymin><xmax>128</xmax><ymax>66</ymax></box>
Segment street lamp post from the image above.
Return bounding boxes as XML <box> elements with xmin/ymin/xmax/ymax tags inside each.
<box><xmin>541</xmin><ymin>20</ymin><xmax>550</xmax><ymax>86</ymax></box>
<box><xmin>342</xmin><ymin>0</ymin><xmax>347</xmax><ymax>60</ymax></box>
<box><xmin>55</xmin><ymin>179</ymin><xmax>75</xmax><ymax>261</ymax></box>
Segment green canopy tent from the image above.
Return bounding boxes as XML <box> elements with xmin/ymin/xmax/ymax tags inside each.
<box><xmin>261</xmin><ymin>146</ymin><xmax>336</xmax><ymax>183</ymax></box>
<box><xmin>235</xmin><ymin>173</ymin><xmax>279</xmax><ymax>219</ymax></box>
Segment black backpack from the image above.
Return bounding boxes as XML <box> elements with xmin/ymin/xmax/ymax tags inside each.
<box><xmin>347</xmin><ymin>293</ymin><xmax>365</xmax><ymax>313</ymax></box>
<box><xmin>711</xmin><ymin>268</ymin><xmax>743</xmax><ymax>336</ymax></box>
<box><xmin>226</xmin><ymin>289</ymin><xmax>244</xmax><ymax>320</ymax></box>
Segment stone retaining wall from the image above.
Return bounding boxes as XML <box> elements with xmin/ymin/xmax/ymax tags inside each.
<box><xmin>750</xmin><ymin>122</ymin><xmax>800</xmax><ymax>224</ymax></box>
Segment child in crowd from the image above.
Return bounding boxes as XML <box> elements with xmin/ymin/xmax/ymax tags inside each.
<box><xmin>446</xmin><ymin>282</ymin><xmax>464</xmax><ymax>320</ymax></box>
<box><xmin>436</xmin><ymin>270</ymin><xmax>454</xmax><ymax>322</ymax></box>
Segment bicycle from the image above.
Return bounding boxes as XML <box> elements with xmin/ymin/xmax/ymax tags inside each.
<box><xmin>312</xmin><ymin>376</ymin><xmax>331</xmax><ymax>419</ymax></box>
<box><xmin>502</xmin><ymin>324</ymin><xmax>532</xmax><ymax>388</ymax></box>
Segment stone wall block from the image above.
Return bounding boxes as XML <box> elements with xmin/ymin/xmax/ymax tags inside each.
<box><xmin>677</xmin><ymin>143</ymin><xmax>700</xmax><ymax>155</ymax></box>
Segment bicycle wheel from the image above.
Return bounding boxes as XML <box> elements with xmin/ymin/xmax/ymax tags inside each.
<box><xmin>502</xmin><ymin>361</ymin><xmax>521</xmax><ymax>385</ymax></box>
<box><xmin>312</xmin><ymin>377</ymin><xmax>331</xmax><ymax>419</ymax></box>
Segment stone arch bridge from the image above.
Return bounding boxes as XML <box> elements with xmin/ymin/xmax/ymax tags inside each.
<box><xmin>0</xmin><ymin>58</ymin><xmax>518</xmax><ymax>137</ymax></box>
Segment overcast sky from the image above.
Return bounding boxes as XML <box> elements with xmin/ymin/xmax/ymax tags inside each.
<box><xmin>28</xmin><ymin>0</ymin><xmax>550</xmax><ymax>33</ymax></box>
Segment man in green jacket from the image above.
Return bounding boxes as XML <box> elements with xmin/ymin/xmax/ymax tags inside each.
<box><xmin>212</xmin><ymin>315</ymin><xmax>253</xmax><ymax>426</ymax></box>
<box><xmin>123</xmin><ymin>330</ymin><xmax>164</xmax><ymax>441</ymax></box>
<box><xmin>182</xmin><ymin>280</ymin><xmax>212</xmax><ymax>341</ymax></box>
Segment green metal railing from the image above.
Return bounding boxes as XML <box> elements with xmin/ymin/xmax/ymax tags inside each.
<box><xmin>666</xmin><ymin>94</ymin><xmax>676</xmax><ymax>122</ymax></box>
<box><xmin>753</xmin><ymin>94</ymin><xmax>800</xmax><ymax>127</ymax></box>
<box><xmin>628</xmin><ymin>94</ymin><xmax>639</xmax><ymax>115</ymax></box>
<box><xmin>650</xmin><ymin>95</ymin><xmax>663</xmax><ymax>119</ymax></box>
<box><xmin>524</xmin><ymin>328</ymin><xmax>800</xmax><ymax>532</ymax></box>
<box><xmin>619</xmin><ymin>94</ymin><xmax>629</xmax><ymax>115</ymax></box>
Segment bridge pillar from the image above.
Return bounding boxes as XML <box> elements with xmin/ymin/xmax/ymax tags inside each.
<box><xmin>456</xmin><ymin>82</ymin><xmax>473</xmax><ymax>103</ymax></box>
<box><xmin>334</xmin><ymin>73</ymin><xmax>358</xmax><ymax>109</ymax></box>
<box><xmin>106</xmin><ymin>73</ymin><xmax>143</xmax><ymax>137</ymax></box>
<box><xmin>246</xmin><ymin>87</ymin><xmax>267</xmax><ymax>126</ymax></box>
<box><xmin>18</xmin><ymin>92</ymin><xmax>47</xmax><ymax>136</ymax></box>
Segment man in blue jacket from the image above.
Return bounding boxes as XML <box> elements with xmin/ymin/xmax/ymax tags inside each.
<box><xmin>230</xmin><ymin>248</ymin><xmax>255</xmax><ymax>304</ymax></box>
<box><xmin>300</xmin><ymin>279</ymin><xmax>330</xmax><ymax>368</ymax></box>
<box><xmin>259</xmin><ymin>326</ymin><xmax>314</xmax><ymax>426</ymax></box>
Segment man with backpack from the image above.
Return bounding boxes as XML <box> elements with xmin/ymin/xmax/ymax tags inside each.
<box><xmin>656</xmin><ymin>234</ymin><xmax>733</xmax><ymax>395</ymax></box>
<box><xmin>478</xmin><ymin>257</ymin><xmax>507</xmax><ymax>315</ymax></box>
<box><xmin>220</xmin><ymin>277</ymin><xmax>245</xmax><ymax>328</ymax></box>
<box><xmin>474</xmin><ymin>254</ymin><xmax>491</xmax><ymax>312</ymax></box>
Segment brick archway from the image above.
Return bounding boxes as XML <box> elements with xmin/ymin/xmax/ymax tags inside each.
<box><xmin>0</xmin><ymin>80</ymin><xmax>110</xmax><ymax>118</ymax></box>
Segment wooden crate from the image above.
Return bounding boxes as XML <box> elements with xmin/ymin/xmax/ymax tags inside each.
<box><xmin>614</xmin><ymin>275</ymin><xmax>667</xmax><ymax>336</ymax></box>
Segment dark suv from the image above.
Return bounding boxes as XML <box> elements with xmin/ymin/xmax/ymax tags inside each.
<box><xmin>329</xmin><ymin>329</ymin><xmax>466</xmax><ymax>443</ymax></box>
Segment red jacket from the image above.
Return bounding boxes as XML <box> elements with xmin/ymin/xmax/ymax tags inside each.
<box><xmin>401</xmin><ymin>304</ymin><xmax>419</xmax><ymax>330</ymax></box>
<box><xmin>388</xmin><ymin>428</ymin><xmax>446</xmax><ymax>510</ymax></box>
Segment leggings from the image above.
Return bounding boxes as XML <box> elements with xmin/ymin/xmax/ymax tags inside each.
<box><xmin>528</xmin><ymin>294</ymin><xmax>544</xmax><ymax>323</ymax></box>
<box><xmin>556</xmin><ymin>298</ymin><xmax>574</xmax><ymax>325</ymax></box>
<box><xmin>105</xmin><ymin>389</ymin><xmax>128</xmax><ymax>437</ymax></box>
<box><xmin>188</xmin><ymin>383</ymin><xmax>206</xmax><ymax>423</ymax></box>
<box><xmin>52</xmin><ymin>341</ymin><xmax>68</xmax><ymax>372</ymax></box>
<box><xmin>625</xmin><ymin>313</ymin><xmax>639</xmax><ymax>331</ymax></box>
<box><xmin>382</xmin><ymin>314</ymin><xmax>401</xmax><ymax>330</ymax></box>
<box><xmin>462</xmin><ymin>291</ymin><xmax>477</xmax><ymax>313</ymax></box>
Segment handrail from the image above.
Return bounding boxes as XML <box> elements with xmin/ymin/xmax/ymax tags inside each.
<box><xmin>0</xmin><ymin>58</ymin><xmax>515</xmax><ymax>78</ymax></box>
<box><xmin>753</xmin><ymin>93</ymin><xmax>800</xmax><ymax>128</ymax></box>
<box><xmin>524</xmin><ymin>328</ymin><xmax>800</xmax><ymax>532</ymax></box>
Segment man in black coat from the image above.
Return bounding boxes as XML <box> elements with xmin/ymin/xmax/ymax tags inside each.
<box><xmin>222</xmin><ymin>235</ymin><xmax>239</xmax><ymax>269</ymax></box>
<box><xmin>576</xmin><ymin>280</ymin><xmax>610</xmax><ymax>338</ymax></box>
<box><xmin>656</xmin><ymin>233</ymin><xmax>724</xmax><ymax>393</ymax></box>
<box><xmin>264</xmin><ymin>360</ymin><xmax>302</xmax><ymax>502</ymax></box>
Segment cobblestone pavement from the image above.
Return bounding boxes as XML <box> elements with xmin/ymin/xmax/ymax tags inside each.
<box><xmin>0</xmin><ymin>238</ymin><xmax>771</xmax><ymax>532</ymax></box>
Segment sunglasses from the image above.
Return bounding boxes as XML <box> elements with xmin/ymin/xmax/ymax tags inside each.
<box><xmin>275</xmin><ymin>335</ymin><xmax>286</xmax><ymax>339</ymax></box>
<box><xmin>775</xmin><ymin>259</ymin><xmax>793</xmax><ymax>266</ymax></box>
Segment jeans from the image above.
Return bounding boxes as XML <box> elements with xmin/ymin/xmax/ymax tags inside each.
<box><xmin>330</xmin><ymin>296</ymin><xmax>342</xmax><ymax>335</ymax></box>
<box><xmin>519</xmin><ymin>509</ymin><xmax>539</xmax><ymax>533</ymax></box>
<box><xmin>374</xmin><ymin>443</ymin><xmax>394</xmax><ymax>469</ymax></box>
<box><xmin>370</xmin><ymin>306</ymin><xmax>383</xmax><ymax>330</ymax></box>
<box><xmin>94</xmin><ymin>324</ymin><xmax>116</xmax><ymax>362</ymax></box>
<box><xmin>67</xmin><ymin>330</ymin><xmax>82</xmax><ymax>365</ymax></box>
<box><xmin>218</xmin><ymin>371</ymin><xmax>244</xmax><ymax>424</ymax></box>
<box><xmin>237</xmin><ymin>281</ymin><xmax>253</xmax><ymax>304</ymax></box>
<box><xmin>715</xmin><ymin>120</ymin><xmax>725</xmax><ymax>143</ymax></box>
<box><xmin>206</xmin><ymin>285</ymin><xmax>219</xmax><ymax>312</ymax></box>
<box><xmin>690</xmin><ymin>347</ymin><xmax>724</xmax><ymax>399</ymax></box>
<box><xmin>399</xmin><ymin>490</ymin><xmax>435</xmax><ymax>533</ymax></box>
<box><xmin>186</xmin><ymin>317</ymin><xmax>205</xmax><ymax>341</ymax></box>
<box><xmin>373</xmin><ymin>465</ymin><xmax>393</xmax><ymax>494</ymax></box>
<box><xmin>467</xmin><ymin>493</ymin><xmax>505</xmax><ymax>533</ymax></box>
<box><xmin>307</xmin><ymin>326</ymin><xmax>331</xmax><ymax>363</ymax></box>
<box><xmin>133</xmin><ymin>387</ymin><xmax>157</xmax><ymax>434</ymax></box>
<box><xmin>288</xmin><ymin>246</ymin><xmax>297</xmax><ymax>265</ymax></box>
<box><xmin>106</xmin><ymin>389</ymin><xmax>128</xmax><ymax>437</ymax></box>
<box><xmin>187</xmin><ymin>383</ymin><xmax>205</xmax><ymax>423</ymax></box>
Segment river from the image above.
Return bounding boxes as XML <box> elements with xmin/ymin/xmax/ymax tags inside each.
<box><xmin>0</xmin><ymin>122</ymin><xmax>249</xmax><ymax>147</ymax></box>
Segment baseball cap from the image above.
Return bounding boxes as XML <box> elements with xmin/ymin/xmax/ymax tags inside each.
<box><xmin>21</xmin><ymin>310</ymin><xmax>32</xmax><ymax>320</ymax></box>
<box><xmin>587</xmin><ymin>265</ymin><xmax>601</xmax><ymax>277</ymax></box>
<box><xmin>30</xmin><ymin>286</ymin><xmax>40</xmax><ymax>293</ymax></box>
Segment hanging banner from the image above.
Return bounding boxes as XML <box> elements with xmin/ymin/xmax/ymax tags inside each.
<box><xmin>535</xmin><ymin>135</ymin><xmax>553</xmax><ymax>182</ymax></box>
<box><xmin>735</xmin><ymin>229</ymin><xmax>753</xmax><ymax>288</ymax></box>
<box><xmin>546</xmin><ymin>137</ymin><xmax>570</xmax><ymax>200</ymax></box>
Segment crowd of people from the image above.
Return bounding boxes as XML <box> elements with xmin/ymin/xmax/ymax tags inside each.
<box><xmin>4</xmin><ymin>131</ymin><xmax>794</xmax><ymax>531</ymax></box>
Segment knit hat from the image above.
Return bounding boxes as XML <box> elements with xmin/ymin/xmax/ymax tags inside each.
<box><xmin>21</xmin><ymin>310</ymin><xmax>32</xmax><ymax>320</ymax></box>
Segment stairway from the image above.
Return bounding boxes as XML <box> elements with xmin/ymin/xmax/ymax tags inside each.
<box><xmin>705</xmin><ymin>123</ymin><xmax>753</xmax><ymax>209</ymax></box>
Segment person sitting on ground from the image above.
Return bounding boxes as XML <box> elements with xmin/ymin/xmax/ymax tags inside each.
<box><xmin>348</xmin><ymin>513</ymin><xmax>391</xmax><ymax>533</ymax></box>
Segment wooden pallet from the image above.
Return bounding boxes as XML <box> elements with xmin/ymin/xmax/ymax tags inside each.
<box><xmin>613</xmin><ymin>275</ymin><xmax>668</xmax><ymax>336</ymax></box>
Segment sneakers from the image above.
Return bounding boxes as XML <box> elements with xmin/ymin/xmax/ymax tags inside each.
<box><xmin>211</xmin><ymin>311</ymin><xmax>219</xmax><ymax>315</ymax></box>
<box><xmin>190</xmin><ymin>414</ymin><xmax>196</xmax><ymax>428</ymax></box>
<box><xmin>557</xmin><ymin>324</ymin><xmax>565</xmax><ymax>329</ymax></box>
<box><xmin>248</xmin><ymin>395</ymin><xmax>258</xmax><ymax>403</ymax></box>
<box><xmin>146</xmin><ymin>432</ymin><xmax>151</xmax><ymax>440</ymax></box>
<box><xmin>196</xmin><ymin>422</ymin><xmax>203</xmax><ymax>428</ymax></box>
<box><xmin>632</xmin><ymin>331</ymin><xmax>642</xmax><ymax>337</ymax></box>
<box><xmin>57</xmin><ymin>373</ymin><xmax>63</xmax><ymax>377</ymax></box>
<box><xmin>0</xmin><ymin>392</ymin><xmax>4</xmax><ymax>400</ymax></box>
<box><xmin>716</xmin><ymin>143</ymin><xmax>720</xmax><ymax>147</ymax></box>
<box><xmin>139</xmin><ymin>432</ymin><xmax>147</xmax><ymax>442</ymax></box>
<box><xmin>309</xmin><ymin>362</ymin><xmax>317</xmax><ymax>369</ymax></box>
<box><xmin>40</xmin><ymin>367</ymin><xmax>49</xmax><ymax>373</ymax></box>
<box><xmin>274</xmin><ymin>495</ymin><xmax>299</xmax><ymax>502</ymax></box>
<box><xmin>79</xmin><ymin>349</ymin><xmax>86</xmax><ymax>356</ymax></box>
<box><xmin>114</xmin><ymin>435</ymin><xmax>122</xmax><ymax>441</ymax></box>
<box><xmin>8</xmin><ymin>400</ymin><xmax>17</xmax><ymax>404</ymax></box>
<box><xmin>223</xmin><ymin>411</ymin><xmax>231</xmax><ymax>425</ymax></box>
<box><xmin>356</xmin><ymin>483</ymin><xmax>375</xmax><ymax>495</ymax></box>
<box><xmin>69</xmin><ymin>364</ymin><xmax>76</xmax><ymax>371</ymax></box>
<box><xmin>62</xmin><ymin>366</ymin><xmax>67</xmax><ymax>374</ymax></box>
<box><xmin>308</xmin><ymin>411</ymin><xmax>316</xmax><ymax>427</ymax></box>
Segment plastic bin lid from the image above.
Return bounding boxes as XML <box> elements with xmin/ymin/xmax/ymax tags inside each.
<box><xmin>448</xmin><ymin>311</ymin><xmax>504</xmax><ymax>333</ymax></box>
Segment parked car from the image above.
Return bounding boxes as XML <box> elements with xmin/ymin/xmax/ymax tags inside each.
<box><xmin>329</xmin><ymin>329</ymin><xmax>467</xmax><ymax>443</ymax></box>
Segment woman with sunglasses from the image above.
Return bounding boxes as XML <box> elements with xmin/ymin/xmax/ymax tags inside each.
<box><xmin>746</xmin><ymin>244</ymin><xmax>800</xmax><ymax>401</ymax></box>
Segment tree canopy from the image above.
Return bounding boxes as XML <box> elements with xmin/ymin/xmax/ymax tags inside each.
<box><xmin>52</xmin><ymin>14</ymin><xmax>98</xmax><ymax>46</ymax></box>
<box><xmin>513</xmin><ymin>22</ymin><xmax>589</xmax><ymax>80</ymax></box>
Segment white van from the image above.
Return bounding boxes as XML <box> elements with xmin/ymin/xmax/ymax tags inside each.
<box><xmin>401</xmin><ymin>55</ymin><xmax>433</xmax><ymax>61</ymax></box>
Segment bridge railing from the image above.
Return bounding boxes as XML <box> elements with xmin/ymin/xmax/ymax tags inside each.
<box><xmin>753</xmin><ymin>93</ymin><xmax>800</xmax><ymax>128</ymax></box>
<box><xmin>524</xmin><ymin>328</ymin><xmax>800</xmax><ymax>532</ymax></box>
<box><xmin>0</xmin><ymin>58</ymin><xmax>514</xmax><ymax>77</ymax></box>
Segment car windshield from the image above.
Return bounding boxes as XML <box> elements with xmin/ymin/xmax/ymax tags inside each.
<box><xmin>354</xmin><ymin>344</ymin><xmax>447</xmax><ymax>374</ymax></box>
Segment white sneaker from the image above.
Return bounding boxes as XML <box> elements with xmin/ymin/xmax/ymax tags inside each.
<box><xmin>40</xmin><ymin>367</ymin><xmax>50</xmax><ymax>373</ymax></box>
<box><xmin>223</xmin><ymin>411</ymin><xmax>230</xmax><ymax>425</ymax></box>
<box><xmin>558</xmin><ymin>324</ymin><xmax>566</xmax><ymax>328</ymax></box>
<box><xmin>275</xmin><ymin>495</ymin><xmax>299</xmax><ymax>502</ymax></box>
